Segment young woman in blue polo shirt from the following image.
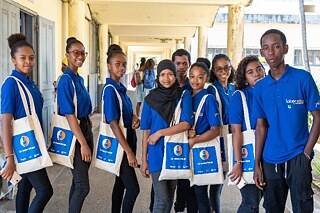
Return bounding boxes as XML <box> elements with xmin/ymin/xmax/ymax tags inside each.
<box><xmin>1</xmin><ymin>33</ymin><xmax>53</xmax><ymax>212</ymax></box>
<box><xmin>57</xmin><ymin>37</ymin><xmax>93</xmax><ymax>213</ymax></box>
<box><xmin>208</xmin><ymin>53</ymin><xmax>235</xmax><ymax>213</ymax></box>
<box><xmin>102</xmin><ymin>48</ymin><xmax>140</xmax><ymax>212</ymax></box>
<box><xmin>140</xmin><ymin>59</ymin><xmax>193</xmax><ymax>213</ymax></box>
<box><xmin>188</xmin><ymin>62</ymin><xmax>221</xmax><ymax>213</ymax></box>
<box><xmin>228</xmin><ymin>55</ymin><xmax>264</xmax><ymax>212</ymax></box>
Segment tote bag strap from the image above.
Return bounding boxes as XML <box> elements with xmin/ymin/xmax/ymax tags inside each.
<box><xmin>55</xmin><ymin>74</ymin><xmax>77</xmax><ymax>117</ymax></box>
<box><xmin>209</xmin><ymin>85</ymin><xmax>223</xmax><ymax>125</ymax></box>
<box><xmin>192</xmin><ymin>94</ymin><xmax>209</xmax><ymax>130</ymax></box>
<box><xmin>171</xmin><ymin>90</ymin><xmax>186</xmax><ymax>126</ymax></box>
<box><xmin>6</xmin><ymin>76</ymin><xmax>36</xmax><ymax>116</ymax></box>
<box><xmin>235</xmin><ymin>90</ymin><xmax>251</xmax><ymax>130</ymax></box>
<box><xmin>100</xmin><ymin>84</ymin><xmax>124</xmax><ymax>127</ymax></box>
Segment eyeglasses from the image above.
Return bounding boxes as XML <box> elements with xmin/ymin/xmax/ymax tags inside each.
<box><xmin>68</xmin><ymin>50</ymin><xmax>88</xmax><ymax>58</ymax></box>
<box><xmin>214</xmin><ymin>65</ymin><xmax>231</xmax><ymax>73</ymax></box>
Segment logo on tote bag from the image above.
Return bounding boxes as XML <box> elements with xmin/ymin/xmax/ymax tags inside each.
<box><xmin>48</xmin><ymin>127</ymin><xmax>74</xmax><ymax>156</ymax></box>
<box><xmin>13</xmin><ymin>130</ymin><xmax>42</xmax><ymax>163</ymax></box>
<box><xmin>166</xmin><ymin>142</ymin><xmax>190</xmax><ymax>170</ymax></box>
<box><xmin>232</xmin><ymin>143</ymin><xmax>254</xmax><ymax>172</ymax></box>
<box><xmin>193</xmin><ymin>147</ymin><xmax>218</xmax><ymax>175</ymax></box>
<box><xmin>97</xmin><ymin>135</ymin><xmax>118</xmax><ymax>163</ymax></box>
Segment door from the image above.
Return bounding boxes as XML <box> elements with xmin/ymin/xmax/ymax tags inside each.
<box><xmin>37</xmin><ymin>16</ymin><xmax>55</xmax><ymax>142</ymax></box>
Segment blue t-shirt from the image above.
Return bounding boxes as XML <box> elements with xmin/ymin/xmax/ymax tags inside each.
<box><xmin>208</xmin><ymin>80</ymin><xmax>235</xmax><ymax>125</ymax></box>
<box><xmin>1</xmin><ymin>70</ymin><xmax>44</xmax><ymax>126</ymax></box>
<box><xmin>252</xmin><ymin>65</ymin><xmax>320</xmax><ymax>164</ymax></box>
<box><xmin>103</xmin><ymin>78</ymin><xmax>133</xmax><ymax>128</ymax></box>
<box><xmin>57</xmin><ymin>68</ymin><xmax>92</xmax><ymax>119</ymax></box>
<box><xmin>182</xmin><ymin>78</ymin><xmax>193</xmax><ymax>93</ymax></box>
<box><xmin>192</xmin><ymin>89</ymin><xmax>221</xmax><ymax>135</ymax></box>
<box><xmin>140</xmin><ymin>91</ymin><xmax>194</xmax><ymax>173</ymax></box>
<box><xmin>229</xmin><ymin>86</ymin><xmax>256</xmax><ymax>131</ymax></box>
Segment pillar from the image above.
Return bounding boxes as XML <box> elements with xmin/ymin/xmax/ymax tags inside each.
<box><xmin>99</xmin><ymin>24</ymin><xmax>109</xmax><ymax>83</ymax></box>
<box><xmin>184</xmin><ymin>37</ymin><xmax>191</xmax><ymax>53</ymax></box>
<box><xmin>61</xmin><ymin>0</ymin><xmax>68</xmax><ymax>55</ymax></box>
<box><xmin>112</xmin><ymin>35</ymin><xmax>119</xmax><ymax>45</ymax></box>
<box><xmin>198</xmin><ymin>26</ymin><xmax>208</xmax><ymax>58</ymax></box>
<box><xmin>68</xmin><ymin>0</ymin><xmax>86</xmax><ymax>42</ymax></box>
<box><xmin>176</xmin><ymin>39</ymin><xmax>184</xmax><ymax>50</ymax></box>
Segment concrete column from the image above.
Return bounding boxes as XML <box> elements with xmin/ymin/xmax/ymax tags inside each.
<box><xmin>227</xmin><ymin>4</ymin><xmax>244</xmax><ymax>67</ymax></box>
<box><xmin>184</xmin><ymin>37</ymin><xmax>191</xmax><ymax>53</ymax></box>
<box><xmin>112</xmin><ymin>35</ymin><xmax>119</xmax><ymax>45</ymax></box>
<box><xmin>99</xmin><ymin>24</ymin><xmax>109</xmax><ymax>83</ymax></box>
<box><xmin>176</xmin><ymin>39</ymin><xmax>183</xmax><ymax>50</ymax></box>
<box><xmin>68</xmin><ymin>0</ymin><xmax>86</xmax><ymax>42</ymax></box>
<box><xmin>198</xmin><ymin>26</ymin><xmax>208</xmax><ymax>58</ymax></box>
<box><xmin>61</xmin><ymin>0</ymin><xmax>69</xmax><ymax>54</ymax></box>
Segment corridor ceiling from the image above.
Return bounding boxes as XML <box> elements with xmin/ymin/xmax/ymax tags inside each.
<box><xmin>85</xmin><ymin>0</ymin><xmax>253</xmax><ymax>46</ymax></box>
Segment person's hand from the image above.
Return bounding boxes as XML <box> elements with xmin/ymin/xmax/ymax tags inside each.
<box><xmin>126</xmin><ymin>151</ymin><xmax>138</xmax><ymax>168</ymax></box>
<box><xmin>132</xmin><ymin>114</ymin><xmax>140</xmax><ymax>129</ymax></box>
<box><xmin>80</xmin><ymin>143</ymin><xmax>92</xmax><ymax>162</ymax></box>
<box><xmin>141</xmin><ymin>160</ymin><xmax>150</xmax><ymax>178</ymax></box>
<box><xmin>188</xmin><ymin>138</ymin><xmax>195</xmax><ymax>149</ymax></box>
<box><xmin>148</xmin><ymin>131</ymin><xmax>162</xmax><ymax>145</ymax></box>
<box><xmin>188</xmin><ymin>129</ymin><xmax>196</xmax><ymax>138</ymax></box>
<box><xmin>0</xmin><ymin>158</ymin><xmax>15</xmax><ymax>181</ymax></box>
<box><xmin>228</xmin><ymin>164</ymin><xmax>243</xmax><ymax>184</ymax></box>
<box><xmin>253</xmin><ymin>165</ymin><xmax>265</xmax><ymax>190</ymax></box>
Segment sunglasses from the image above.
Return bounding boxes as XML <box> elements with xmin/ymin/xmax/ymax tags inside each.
<box><xmin>214</xmin><ymin>65</ymin><xmax>231</xmax><ymax>73</ymax></box>
<box><xmin>68</xmin><ymin>50</ymin><xmax>88</xmax><ymax>58</ymax></box>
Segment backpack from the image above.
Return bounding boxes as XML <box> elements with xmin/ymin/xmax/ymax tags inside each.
<box><xmin>143</xmin><ymin>69</ymin><xmax>155</xmax><ymax>89</ymax></box>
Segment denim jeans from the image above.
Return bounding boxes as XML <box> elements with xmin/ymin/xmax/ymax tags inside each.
<box><xmin>151</xmin><ymin>171</ymin><xmax>177</xmax><ymax>213</ymax></box>
<box><xmin>238</xmin><ymin>184</ymin><xmax>262</xmax><ymax>213</ymax></box>
<box><xmin>262</xmin><ymin>153</ymin><xmax>313</xmax><ymax>213</ymax></box>
<box><xmin>209</xmin><ymin>184</ymin><xmax>223</xmax><ymax>213</ymax></box>
<box><xmin>112</xmin><ymin>127</ymin><xmax>140</xmax><ymax>213</ymax></box>
<box><xmin>16</xmin><ymin>168</ymin><xmax>53</xmax><ymax>213</ymax></box>
<box><xmin>194</xmin><ymin>185</ymin><xmax>210</xmax><ymax>213</ymax></box>
<box><xmin>68</xmin><ymin>117</ymin><xmax>93</xmax><ymax>213</ymax></box>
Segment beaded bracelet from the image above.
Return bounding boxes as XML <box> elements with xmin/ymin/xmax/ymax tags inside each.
<box><xmin>5</xmin><ymin>153</ymin><xmax>14</xmax><ymax>159</ymax></box>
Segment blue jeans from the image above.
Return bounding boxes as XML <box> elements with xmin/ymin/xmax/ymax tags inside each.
<box><xmin>112</xmin><ymin>127</ymin><xmax>140</xmax><ymax>213</ymax></box>
<box><xmin>209</xmin><ymin>184</ymin><xmax>223</xmax><ymax>213</ymax></box>
<box><xmin>151</xmin><ymin>171</ymin><xmax>177</xmax><ymax>213</ymax></box>
<box><xmin>68</xmin><ymin>117</ymin><xmax>93</xmax><ymax>213</ymax></box>
<box><xmin>238</xmin><ymin>184</ymin><xmax>262</xmax><ymax>213</ymax></box>
<box><xmin>194</xmin><ymin>185</ymin><xmax>210</xmax><ymax>213</ymax></box>
<box><xmin>16</xmin><ymin>168</ymin><xmax>53</xmax><ymax>213</ymax></box>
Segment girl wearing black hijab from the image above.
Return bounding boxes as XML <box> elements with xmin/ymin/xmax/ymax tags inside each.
<box><xmin>140</xmin><ymin>59</ymin><xmax>194</xmax><ymax>212</ymax></box>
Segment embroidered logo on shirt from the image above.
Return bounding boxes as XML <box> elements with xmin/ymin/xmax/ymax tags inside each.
<box><xmin>315</xmin><ymin>100</ymin><xmax>320</xmax><ymax>108</ymax></box>
<box><xmin>286</xmin><ymin>99</ymin><xmax>304</xmax><ymax>105</ymax></box>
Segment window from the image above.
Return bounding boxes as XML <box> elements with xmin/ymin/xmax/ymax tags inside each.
<box><xmin>207</xmin><ymin>48</ymin><xmax>227</xmax><ymax>62</ymax></box>
<box><xmin>243</xmin><ymin>48</ymin><xmax>260</xmax><ymax>57</ymax></box>
<box><xmin>294</xmin><ymin>50</ymin><xmax>320</xmax><ymax>66</ymax></box>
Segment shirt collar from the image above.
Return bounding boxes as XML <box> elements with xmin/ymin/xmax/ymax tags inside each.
<box><xmin>12</xmin><ymin>70</ymin><xmax>32</xmax><ymax>85</ymax></box>
<box><xmin>244</xmin><ymin>85</ymin><xmax>254</xmax><ymax>95</ymax></box>
<box><xmin>105</xmin><ymin>78</ymin><xmax>127</xmax><ymax>94</ymax></box>
<box><xmin>64</xmin><ymin>67</ymin><xmax>79</xmax><ymax>80</ymax></box>
<box><xmin>266</xmin><ymin>64</ymin><xmax>292</xmax><ymax>85</ymax></box>
<box><xmin>193</xmin><ymin>89</ymin><xmax>207</xmax><ymax>99</ymax></box>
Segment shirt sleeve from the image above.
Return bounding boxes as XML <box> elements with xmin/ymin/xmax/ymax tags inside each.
<box><xmin>252</xmin><ymin>82</ymin><xmax>266</xmax><ymax>119</ymax></box>
<box><xmin>57</xmin><ymin>75</ymin><xmax>76</xmax><ymax>115</ymax></box>
<box><xmin>140</xmin><ymin>101</ymin><xmax>152</xmax><ymax>130</ymax></box>
<box><xmin>303</xmin><ymin>75</ymin><xmax>320</xmax><ymax>112</ymax></box>
<box><xmin>179</xmin><ymin>91</ymin><xmax>194</xmax><ymax>126</ymax></box>
<box><xmin>206</xmin><ymin>85</ymin><xmax>217</xmax><ymax>96</ymax></box>
<box><xmin>229</xmin><ymin>91</ymin><xmax>244</xmax><ymax>125</ymax></box>
<box><xmin>1</xmin><ymin>78</ymin><xmax>17</xmax><ymax>114</ymax></box>
<box><xmin>103</xmin><ymin>86</ymin><xmax>120</xmax><ymax>123</ymax></box>
<box><xmin>205</xmin><ymin>94</ymin><xmax>221</xmax><ymax>127</ymax></box>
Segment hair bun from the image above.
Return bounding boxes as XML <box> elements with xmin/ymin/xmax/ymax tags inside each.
<box><xmin>66</xmin><ymin>37</ymin><xmax>77</xmax><ymax>45</ymax></box>
<box><xmin>8</xmin><ymin>33</ymin><xmax>27</xmax><ymax>49</ymax></box>
<box><xmin>107</xmin><ymin>44</ymin><xmax>123</xmax><ymax>56</ymax></box>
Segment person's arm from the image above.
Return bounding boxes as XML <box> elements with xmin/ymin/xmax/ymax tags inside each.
<box><xmin>0</xmin><ymin>114</ymin><xmax>15</xmax><ymax>181</ymax></box>
<box><xmin>141</xmin><ymin>130</ymin><xmax>150</xmax><ymax>178</ymax></box>
<box><xmin>110</xmin><ymin>120</ymin><xmax>137</xmax><ymax>168</ymax></box>
<box><xmin>147</xmin><ymin>121</ymin><xmax>191</xmax><ymax>145</ymax></box>
<box><xmin>135</xmin><ymin>71</ymin><xmax>141</xmax><ymax>85</ymax></box>
<box><xmin>131</xmin><ymin>113</ymin><xmax>140</xmax><ymax>129</ymax></box>
<box><xmin>253</xmin><ymin>118</ymin><xmax>267</xmax><ymax>190</ymax></box>
<box><xmin>66</xmin><ymin>114</ymin><xmax>92</xmax><ymax>162</ymax></box>
<box><xmin>188</xmin><ymin>126</ymin><xmax>220</xmax><ymax>148</ymax></box>
<box><xmin>304</xmin><ymin>110</ymin><xmax>320</xmax><ymax>157</ymax></box>
<box><xmin>227</xmin><ymin>124</ymin><xmax>243</xmax><ymax>184</ymax></box>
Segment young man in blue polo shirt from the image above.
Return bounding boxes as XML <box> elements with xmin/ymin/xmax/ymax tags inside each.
<box><xmin>253</xmin><ymin>29</ymin><xmax>320</xmax><ymax>212</ymax></box>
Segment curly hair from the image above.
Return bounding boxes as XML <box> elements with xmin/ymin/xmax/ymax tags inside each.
<box><xmin>234</xmin><ymin>55</ymin><xmax>265</xmax><ymax>90</ymax></box>
<box><xmin>209</xmin><ymin>54</ymin><xmax>234</xmax><ymax>83</ymax></box>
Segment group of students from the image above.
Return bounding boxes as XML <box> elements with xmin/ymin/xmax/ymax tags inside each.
<box><xmin>1</xmin><ymin>28</ymin><xmax>320</xmax><ymax>213</ymax></box>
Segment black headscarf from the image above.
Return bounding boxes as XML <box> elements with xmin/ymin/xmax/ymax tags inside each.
<box><xmin>145</xmin><ymin>59</ymin><xmax>182</xmax><ymax>125</ymax></box>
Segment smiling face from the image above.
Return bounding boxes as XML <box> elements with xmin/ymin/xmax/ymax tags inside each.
<box><xmin>12</xmin><ymin>46</ymin><xmax>35</xmax><ymax>76</ymax></box>
<box><xmin>245</xmin><ymin>61</ymin><xmax>265</xmax><ymax>87</ymax></box>
<box><xmin>213</xmin><ymin>58</ymin><xmax>231</xmax><ymax>85</ymax></box>
<box><xmin>66</xmin><ymin>43</ymin><xmax>87</xmax><ymax>70</ymax></box>
<box><xmin>158</xmin><ymin>69</ymin><xmax>176</xmax><ymax>88</ymax></box>
<box><xmin>189</xmin><ymin>66</ymin><xmax>207</xmax><ymax>94</ymax></box>
<box><xmin>107</xmin><ymin>53</ymin><xmax>127</xmax><ymax>82</ymax></box>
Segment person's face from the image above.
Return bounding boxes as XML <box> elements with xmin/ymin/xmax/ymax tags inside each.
<box><xmin>107</xmin><ymin>53</ymin><xmax>127</xmax><ymax>80</ymax></box>
<box><xmin>245</xmin><ymin>61</ymin><xmax>265</xmax><ymax>87</ymax></box>
<box><xmin>66</xmin><ymin>43</ymin><xmax>87</xmax><ymax>68</ymax></box>
<box><xmin>213</xmin><ymin>58</ymin><xmax>231</xmax><ymax>84</ymax></box>
<box><xmin>158</xmin><ymin>69</ymin><xmax>176</xmax><ymax>88</ymax></box>
<box><xmin>173</xmin><ymin>55</ymin><xmax>190</xmax><ymax>77</ymax></box>
<box><xmin>12</xmin><ymin>46</ymin><xmax>35</xmax><ymax>76</ymax></box>
<box><xmin>260</xmin><ymin>33</ymin><xmax>288</xmax><ymax>69</ymax></box>
<box><xmin>189</xmin><ymin>66</ymin><xmax>207</xmax><ymax>94</ymax></box>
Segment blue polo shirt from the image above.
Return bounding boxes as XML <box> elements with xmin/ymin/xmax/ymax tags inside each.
<box><xmin>1</xmin><ymin>70</ymin><xmax>44</xmax><ymax>126</ymax></box>
<box><xmin>252</xmin><ymin>65</ymin><xmax>320</xmax><ymax>164</ymax></box>
<box><xmin>192</xmin><ymin>89</ymin><xmax>221</xmax><ymax>135</ymax></box>
<box><xmin>103</xmin><ymin>78</ymin><xmax>133</xmax><ymax>128</ymax></box>
<box><xmin>208</xmin><ymin>80</ymin><xmax>235</xmax><ymax>125</ymax></box>
<box><xmin>181</xmin><ymin>78</ymin><xmax>193</xmax><ymax>93</ymax></box>
<box><xmin>57</xmin><ymin>68</ymin><xmax>92</xmax><ymax>119</ymax></box>
<box><xmin>140</xmin><ymin>90</ymin><xmax>194</xmax><ymax>173</ymax></box>
<box><xmin>229</xmin><ymin>86</ymin><xmax>256</xmax><ymax>131</ymax></box>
